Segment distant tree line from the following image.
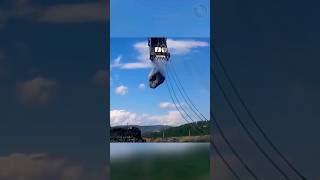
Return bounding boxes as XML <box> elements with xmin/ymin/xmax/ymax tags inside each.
<box><xmin>143</xmin><ymin>121</ymin><xmax>210</xmax><ymax>138</ymax></box>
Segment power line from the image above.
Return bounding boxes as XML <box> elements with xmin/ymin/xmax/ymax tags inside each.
<box><xmin>213</xmin><ymin>46</ymin><xmax>306</xmax><ymax>180</ymax></box>
<box><xmin>167</xmin><ymin>59</ymin><xmax>259</xmax><ymax>180</ymax></box>
<box><xmin>213</xmin><ymin>71</ymin><xmax>291</xmax><ymax>180</ymax></box>
<box><xmin>163</xmin><ymin>62</ymin><xmax>197</xmax><ymax>125</ymax></box>
<box><xmin>211</xmin><ymin>113</ymin><xmax>260</xmax><ymax>180</ymax></box>
<box><xmin>211</xmin><ymin>137</ymin><xmax>242</xmax><ymax>180</ymax></box>
<box><xmin>167</xmin><ymin>60</ymin><xmax>208</xmax><ymax>122</ymax></box>
<box><xmin>163</xmin><ymin>64</ymin><xmax>241</xmax><ymax>180</ymax></box>
<box><xmin>162</xmin><ymin>60</ymin><xmax>204</xmax><ymax>135</ymax></box>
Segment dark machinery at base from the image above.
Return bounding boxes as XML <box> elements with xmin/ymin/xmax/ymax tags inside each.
<box><xmin>110</xmin><ymin>126</ymin><xmax>146</xmax><ymax>142</ymax></box>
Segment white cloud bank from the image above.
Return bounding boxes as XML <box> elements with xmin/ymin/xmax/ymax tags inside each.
<box><xmin>110</xmin><ymin>39</ymin><xmax>209</xmax><ymax>70</ymax></box>
<box><xmin>167</xmin><ymin>39</ymin><xmax>209</xmax><ymax>54</ymax></box>
<box><xmin>159</xmin><ymin>102</ymin><xmax>177</xmax><ymax>110</ymax></box>
<box><xmin>110</xmin><ymin>55</ymin><xmax>152</xmax><ymax>70</ymax></box>
<box><xmin>115</xmin><ymin>85</ymin><xmax>128</xmax><ymax>95</ymax></box>
<box><xmin>132</xmin><ymin>38</ymin><xmax>209</xmax><ymax>60</ymax></box>
<box><xmin>110</xmin><ymin>110</ymin><xmax>138</xmax><ymax>126</ymax></box>
<box><xmin>110</xmin><ymin>109</ymin><xmax>185</xmax><ymax>127</ymax></box>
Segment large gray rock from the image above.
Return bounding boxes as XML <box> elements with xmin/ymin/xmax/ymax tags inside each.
<box><xmin>149</xmin><ymin>70</ymin><xmax>165</xmax><ymax>89</ymax></box>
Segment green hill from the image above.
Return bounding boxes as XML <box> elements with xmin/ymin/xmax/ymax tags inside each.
<box><xmin>143</xmin><ymin>121</ymin><xmax>210</xmax><ymax>138</ymax></box>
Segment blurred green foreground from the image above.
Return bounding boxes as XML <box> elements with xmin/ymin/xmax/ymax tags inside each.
<box><xmin>110</xmin><ymin>143</ymin><xmax>210</xmax><ymax>180</ymax></box>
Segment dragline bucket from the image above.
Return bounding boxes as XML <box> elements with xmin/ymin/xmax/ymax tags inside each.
<box><xmin>148</xmin><ymin>37</ymin><xmax>170</xmax><ymax>61</ymax></box>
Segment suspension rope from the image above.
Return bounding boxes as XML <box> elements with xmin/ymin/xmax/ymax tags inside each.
<box><xmin>161</xmin><ymin>60</ymin><xmax>203</xmax><ymax>135</ymax></box>
<box><xmin>165</xmin><ymin>59</ymin><xmax>259</xmax><ymax>179</ymax></box>
<box><xmin>213</xmin><ymin>46</ymin><xmax>306</xmax><ymax>180</ymax></box>
<box><xmin>211</xmin><ymin>137</ymin><xmax>242</xmax><ymax>180</ymax></box>
<box><xmin>213</xmin><ymin>71</ymin><xmax>291</xmax><ymax>180</ymax></box>
<box><xmin>167</xmin><ymin>60</ymin><xmax>209</xmax><ymax>122</ymax></box>
<box><xmin>162</xmin><ymin>61</ymin><xmax>241</xmax><ymax>179</ymax></box>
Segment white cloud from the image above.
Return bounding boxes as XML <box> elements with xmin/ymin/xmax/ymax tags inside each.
<box><xmin>110</xmin><ymin>39</ymin><xmax>208</xmax><ymax>70</ymax></box>
<box><xmin>159</xmin><ymin>102</ymin><xmax>177</xmax><ymax>110</ymax></box>
<box><xmin>115</xmin><ymin>85</ymin><xmax>128</xmax><ymax>95</ymax></box>
<box><xmin>131</xmin><ymin>39</ymin><xmax>208</xmax><ymax>64</ymax></box>
<box><xmin>133</xmin><ymin>41</ymin><xmax>149</xmax><ymax>62</ymax></box>
<box><xmin>146</xmin><ymin>111</ymin><xmax>185</xmax><ymax>126</ymax></box>
<box><xmin>138</xmin><ymin>83</ymin><xmax>145</xmax><ymax>90</ymax></box>
<box><xmin>110</xmin><ymin>55</ymin><xmax>122</xmax><ymax>69</ymax></box>
<box><xmin>133</xmin><ymin>39</ymin><xmax>209</xmax><ymax>62</ymax></box>
<box><xmin>110</xmin><ymin>54</ymin><xmax>152</xmax><ymax>70</ymax></box>
<box><xmin>167</xmin><ymin>39</ymin><xmax>209</xmax><ymax>55</ymax></box>
<box><xmin>110</xmin><ymin>110</ymin><xmax>138</xmax><ymax>126</ymax></box>
<box><xmin>18</xmin><ymin>77</ymin><xmax>57</xmax><ymax>105</ymax></box>
<box><xmin>120</xmin><ymin>62</ymin><xmax>152</xmax><ymax>69</ymax></box>
<box><xmin>113</xmin><ymin>55</ymin><xmax>121</xmax><ymax>64</ymax></box>
<box><xmin>110</xmin><ymin>109</ymin><xmax>185</xmax><ymax>126</ymax></box>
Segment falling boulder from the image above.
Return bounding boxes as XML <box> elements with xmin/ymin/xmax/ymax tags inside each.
<box><xmin>149</xmin><ymin>70</ymin><xmax>165</xmax><ymax>89</ymax></box>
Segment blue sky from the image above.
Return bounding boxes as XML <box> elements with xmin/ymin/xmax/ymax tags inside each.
<box><xmin>111</xmin><ymin>0</ymin><xmax>210</xmax><ymax>37</ymax></box>
<box><xmin>110</xmin><ymin>0</ymin><xmax>210</xmax><ymax>127</ymax></box>
<box><xmin>110</xmin><ymin>37</ymin><xmax>210</xmax><ymax>126</ymax></box>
